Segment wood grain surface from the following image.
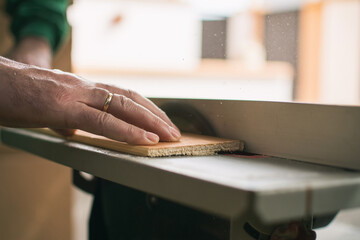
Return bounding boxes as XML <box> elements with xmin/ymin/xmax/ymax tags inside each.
<box><xmin>32</xmin><ymin>129</ymin><xmax>244</xmax><ymax>157</ymax></box>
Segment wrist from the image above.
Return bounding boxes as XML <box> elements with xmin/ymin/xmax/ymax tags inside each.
<box><xmin>11</xmin><ymin>36</ymin><xmax>52</xmax><ymax>68</ymax></box>
<box><xmin>18</xmin><ymin>36</ymin><xmax>52</xmax><ymax>50</ymax></box>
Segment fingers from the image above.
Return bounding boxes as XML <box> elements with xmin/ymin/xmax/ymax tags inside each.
<box><xmin>95</xmin><ymin>83</ymin><xmax>180</xmax><ymax>131</ymax></box>
<box><xmin>69</xmin><ymin>103</ymin><xmax>159</xmax><ymax>145</ymax></box>
<box><xmin>107</xmin><ymin>94</ymin><xmax>180</xmax><ymax>142</ymax></box>
<box><xmin>80</xmin><ymin>86</ymin><xmax>181</xmax><ymax>142</ymax></box>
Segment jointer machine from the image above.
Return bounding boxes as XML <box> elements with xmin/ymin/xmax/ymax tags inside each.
<box><xmin>1</xmin><ymin>98</ymin><xmax>360</xmax><ymax>239</ymax></box>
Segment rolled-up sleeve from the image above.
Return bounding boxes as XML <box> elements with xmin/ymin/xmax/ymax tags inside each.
<box><xmin>6</xmin><ymin>0</ymin><xmax>69</xmax><ymax>51</ymax></box>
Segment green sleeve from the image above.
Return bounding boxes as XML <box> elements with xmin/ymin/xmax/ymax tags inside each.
<box><xmin>6</xmin><ymin>0</ymin><xmax>69</xmax><ymax>52</ymax></box>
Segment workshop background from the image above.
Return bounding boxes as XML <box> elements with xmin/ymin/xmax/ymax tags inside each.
<box><xmin>0</xmin><ymin>0</ymin><xmax>360</xmax><ymax>240</ymax></box>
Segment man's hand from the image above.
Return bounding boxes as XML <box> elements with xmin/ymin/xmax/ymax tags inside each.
<box><xmin>7</xmin><ymin>36</ymin><xmax>52</xmax><ymax>69</ymax></box>
<box><xmin>7</xmin><ymin>36</ymin><xmax>75</xmax><ymax>136</ymax></box>
<box><xmin>0</xmin><ymin>57</ymin><xmax>181</xmax><ymax>145</ymax></box>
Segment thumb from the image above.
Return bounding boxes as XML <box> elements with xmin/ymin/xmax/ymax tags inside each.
<box><xmin>51</xmin><ymin>128</ymin><xmax>77</xmax><ymax>137</ymax></box>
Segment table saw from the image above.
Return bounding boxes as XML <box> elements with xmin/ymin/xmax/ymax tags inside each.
<box><xmin>1</xmin><ymin>98</ymin><xmax>360</xmax><ymax>239</ymax></box>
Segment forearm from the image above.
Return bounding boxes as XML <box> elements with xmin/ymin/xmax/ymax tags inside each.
<box><xmin>8</xmin><ymin>36</ymin><xmax>52</xmax><ymax>68</ymax></box>
<box><xmin>0</xmin><ymin>56</ymin><xmax>180</xmax><ymax>144</ymax></box>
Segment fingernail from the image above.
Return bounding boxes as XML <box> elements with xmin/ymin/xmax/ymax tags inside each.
<box><xmin>146</xmin><ymin>132</ymin><xmax>159</xmax><ymax>143</ymax></box>
<box><xmin>170</xmin><ymin>127</ymin><xmax>181</xmax><ymax>140</ymax></box>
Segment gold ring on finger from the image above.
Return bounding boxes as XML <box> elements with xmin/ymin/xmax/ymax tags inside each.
<box><xmin>102</xmin><ymin>92</ymin><xmax>113</xmax><ymax>112</ymax></box>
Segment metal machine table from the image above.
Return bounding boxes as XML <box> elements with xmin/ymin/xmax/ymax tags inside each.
<box><xmin>2</xmin><ymin>128</ymin><xmax>360</xmax><ymax>239</ymax></box>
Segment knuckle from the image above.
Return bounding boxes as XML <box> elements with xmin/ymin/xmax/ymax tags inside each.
<box><xmin>118</xmin><ymin>95</ymin><xmax>130</xmax><ymax>110</ymax></box>
<box><xmin>95</xmin><ymin>82</ymin><xmax>110</xmax><ymax>89</ymax></box>
<box><xmin>96</xmin><ymin>112</ymin><xmax>108</xmax><ymax>126</ymax></box>
<box><xmin>125</xmin><ymin>125</ymin><xmax>137</xmax><ymax>138</ymax></box>
<box><xmin>152</xmin><ymin>116</ymin><xmax>163</xmax><ymax>128</ymax></box>
<box><xmin>54</xmin><ymin>69</ymin><xmax>84</xmax><ymax>85</ymax></box>
<box><xmin>159</xmin><ymin>109</ymin><xmax>169</xmax><ymax>119</ymax></box>
<box><xmin>126</xmin><ymin>89</ymin><xmax>139</xmax><ymax>100</ymax></box>
<box><xmin>50</xmin><ymin>75</ymin><xmax>87</xmax><ymax>106</ymax></box>
<box><xmin>93</xmin><ymin>112</ymin><xmax>109</xmax><ymax>135</ymax></box>
<box><xmin>94</xmin><ymin>82</ymin><xmax>105</xmax><ymax>89</ymax></box>
<box><xmin>91</xmin><ymin>87</ymin><xmax>109</xmax><ymax>109</ymax></box>
<box><xmin>92</xmin><ymin>87</ymin><xmax>108</xmax><ymax>98</ymax></box>
<box><xmin>94</xmin><ymin>83</ymin><xmax>118</xmax><ymax>95</ymax></box>
<box><xmin>124</xmin><ymin>126</ymin><xmax>146</xmax><ymax>144</ymax></box>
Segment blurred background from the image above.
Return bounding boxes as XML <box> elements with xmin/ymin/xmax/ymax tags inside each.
<box><xmin>68</xmin><ymin>1</ymin><xmax>360</xmax><ymax>240</ymax></box>
<box><xmin>69</xmin><ymin>0</ymin><xmax>360</xmax><ymax>105</ymax></box>
<box><xmin>1</xmin><ymin>0</ymin><xmax>360</xmax><ymax>240</ymax></box>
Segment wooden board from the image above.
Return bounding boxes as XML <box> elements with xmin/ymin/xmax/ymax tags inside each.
<box><xmin>32</xmin><ymin>129</ymin><xmax>244</xmax><ymax>157</ymax></box>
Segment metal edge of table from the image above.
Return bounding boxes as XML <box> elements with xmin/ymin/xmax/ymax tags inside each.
<box><xmin>0</xmin><ymin>128</ymin><xmax>249</xmax><ymax>218</ymax></box>
<box><xmin>2</xmin><ymin>128</ymin><xmax>360</xmax><ymax>224</ymax></box>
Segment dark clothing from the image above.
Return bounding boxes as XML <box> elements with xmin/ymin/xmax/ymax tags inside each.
<box><xmin>6</xmin><ymin>0</ymin><xmax>69</xmax><ymax>51</ymax></box>
<box><xmin>89</xmin><ymin>179</ymin><xmax>230</xmax><ymax>240</ymax></box>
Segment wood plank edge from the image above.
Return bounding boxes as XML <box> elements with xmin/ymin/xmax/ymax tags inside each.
<box><xmin>147</xmin><ymin>141</ymin><xmax>244</xmax><ymax>157</ymax></box>
<box><xmin>27</xmin><ymin>128</ymin><xmax>245</xmax><ymax>157</ymax></box>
